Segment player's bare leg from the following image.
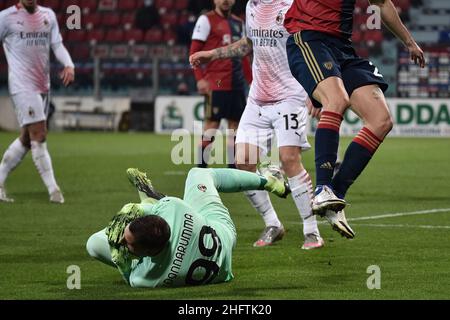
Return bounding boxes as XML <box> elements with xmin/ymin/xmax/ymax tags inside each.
<box><xmin>311</xmin><ymin>77</ymin><xmax>350</xmax><ymax>215</ymax></box>
<box><xmin>236</xmin><ymin>142</ymin><xmax>285</xmax><ymax>247</ymax></box>
<box><xmin>27</xmin><ymin>121</ymin><xmax>64</xmax><ymax>204</ymax></box>
<box><xmin>198</xmin><ymin>119</ymin><xmax>220</xmax><ymax>168</ymax></box>
<box><xmin>279</xmin><ymin>146</ymin><xmax>324</xmax><ymax>250</ymax></box>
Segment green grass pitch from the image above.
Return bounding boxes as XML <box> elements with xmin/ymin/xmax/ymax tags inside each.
<box><xmin>0</xmin><ymin>132</ymin><xmax>449</xmax><ymax>300</ymax></box>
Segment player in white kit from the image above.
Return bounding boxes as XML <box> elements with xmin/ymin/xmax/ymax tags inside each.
<box><xmin>0</xmin><ymin>0</ymin><xmax>75</xmax><ymax>203</ymax></box>
<box><xmin>190</xmin><ymin>0</ymin><xmax>324</xmax><ymax>250</ymax></box>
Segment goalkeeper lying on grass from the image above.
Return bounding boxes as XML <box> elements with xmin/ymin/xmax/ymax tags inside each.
<box><xmin>86</xmin><ymin>167</ymin><xmax>290</xmax><ymax>288</ymax></box>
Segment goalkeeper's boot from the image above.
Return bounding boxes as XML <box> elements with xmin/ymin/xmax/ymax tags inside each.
<box><xmin>312</xmin><ymin>185</ymin><xmax>346</xmax><ymax>216</ymax></box>
<box><xmin>0</xmin><ymin>186</ymin><xmax>14</xmax><ymax>203</ymax></box>
<box><xmin>324</xmin><ymin>209</ymin><xmax>355</xmax><ymax>239</ymax></box>
<box><xmin>50</xmin><ymin>188</ymin><xmax>65</xmax><ymax>204</ymax></box>
<box><xmin>253</xmin><ymin>224</ymin><xmax>285</xmax><ymax>247</ymax></box>
<box><xmin>258</xmin><ymin>161</ymin><xmax>290</xmax><ymax>199</ymax></box>
<box><xmin>126</xmin><ymin>168</ymin><xmax>165</xmax><ymax>202</ymax></box>
<box><xmin>301</xmin><ymin>233</ymin><xmax>325</xmax><ymax>250</ymax></box>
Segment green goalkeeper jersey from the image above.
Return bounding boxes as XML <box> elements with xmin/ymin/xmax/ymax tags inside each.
<box><xmin>127</xmin><ymin>196</ymin><xmax>236</xmax><ymax>288</ymax></box>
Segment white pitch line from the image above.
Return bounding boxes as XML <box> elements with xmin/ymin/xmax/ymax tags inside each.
<box><xmin>351</xmin><ymin>223</ymin><xmax>450</xmax><ymax>230</ymax></box>
<box><xmin>346</xmin><ymin>208</ymin><xmax>450</xmax><ymax>222</ymax></box>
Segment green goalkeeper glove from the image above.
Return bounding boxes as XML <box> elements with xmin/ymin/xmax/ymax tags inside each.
<box><xmin>106</xmin><ymin>203</ymin><xmax>145</xmax><ymax>249</ymax></box>
<box><xmin>110</xmin><ymin>245</ymin><xmax>133</xmax><ymax>284</ymax></box>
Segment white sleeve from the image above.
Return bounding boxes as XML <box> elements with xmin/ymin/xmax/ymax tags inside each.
<box><xmin>191</xmin><ymin>15</ymin><xmax>211</xmax><ymax>42</ymax></box>
<box><xmin>52</xmin><ymin>43</ymin><xmax>75</xmax><ymax>68</ymax></box>
<box><xmin>49</xmin><ymin>10</ymin><xmax>63</xmax><ymax>45</ymax></box>
<box><xmin>0</xmin><ymin>11</ymin><xmax>8</xmax><ymax>41</ymax></box>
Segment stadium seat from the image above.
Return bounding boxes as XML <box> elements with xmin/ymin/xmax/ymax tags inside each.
<box><xmin>110</xmin><ymin>45</ymin><xmax>129</xmax><ymax>59</ymax></box>
<box><xmin>80</xmin><ymin>0</ymin><xmax>98</xmax><ymax>13</ymax></box>
<box><xmin>40</xmin><ymin>0</ymin><xmax>60</xmax><ymax>11</ymax></box>
<box><xmin>364</xmin><ymin>31</ymin><xmax>384</xmax><ymax>43</ymax></box>
<box><xmin>70</xmin><ymin>44</ymin><xmax>91</xmax><ymax>60</ymax></box>
<box><xmin>160</xmin><ymin>12</ymin><xmax>178</xmax><ymax>26</ymax></box>
<box><xmin>121</xmin><ymin>13</ymin><xmax>136</xmax><ymax>29</ymax></box>
<box><xmin>92</xmin><ymin>44</ymin><xmax>110</xmax><ymax>59</ymax></box>
<box><xmin>174</xmin><ymin>0</ymin><xmax>189</xmax><ymax>11</ymax></box>
<box><xmin>163</xmin><ymin>30</ymin><xmax>177</xmax><ymax>44</ymax></box>
<box><xmin>118</xmin><ymin>0</ymin><xmax>138</xmax><ymax>11</ymax></box>
<box><xmin>352</xmin><ymin>30</ymin><xmax>363</xmax><ymax>43</ymax></box>
<box><xmin>98</xmin><ymin>0</ymin><xmax>117</xmax><ymax>11</ymax></box>
<box><xmin>61</xmin><ymin>0</ymin><xmax>77</xmax><ymax>12</ymax></box>
<box><xmin>130</xmin><ymin>45</ymin><xmax>149</xmax><ymax>59</ymax></box>
<box><xmin>86</xmin><ymin>29</ymin><xmax>106</xmax><ymax>44</ymax></box>
<box><xmin>83</xmin><ymin>13</ymin><xmax>102</xmax><ymax>30</ymax></box>
<box><xmin>392</xmin><ymin>0</ymin><xmax>411</xmax><ymax>12</ymax></box>
<box><xmin>125</xmin><ymin>29</ymin><xmax>144</xmax><ymax>43</ymax></box>
<box><xmin>144</xmin><ymin>28</ymin><xmax>164</xmax><ymax>43</ymax></box>
<box><xmin>101</xmin><ymin>13</ymin><xmax>122</xmax><ymax>27</ymax></box>
<box><xmin>66</xmin><ymin>29</ymin><xmax>87</xmax><ymax>42</ymax></box>
<box><xmin>155</xmin><ymin>0</ymin><xmax>174</xmax><ymax>10</ymax></box>
<box><xmin>104</xmin><ymin>29</ymin><xmax>125</xmax><ymax>42</ymax></box>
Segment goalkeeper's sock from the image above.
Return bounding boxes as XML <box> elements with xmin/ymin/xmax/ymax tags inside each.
<box><xmin>244</xmin><ymin>190</ymin><xmax>281</xmax><ymax>228</ymax></box>
<box><xmin>288</xmin><ymin>170</ymin><xmax>319</xmax><ymax>236</ymax></box>
<box><xmin>0</xmin><ymin>138</ymin><xmax>29</xmax><ymax>186</ymax></box>
<box><xmin>31</xmin><ymin>141</ymin><xmax>59</xmax><ymax>194</ymax></box>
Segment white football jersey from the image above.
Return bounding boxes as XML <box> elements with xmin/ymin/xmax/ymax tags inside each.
<box><xmin>246</xmin><ymin>0</ymin><xmax>307</xmax><ymax>104</ymax></box>
<box><xmin>0</xmin><ymin>5</ymin><xmax>62</xmax><ymax>95</ymax></box>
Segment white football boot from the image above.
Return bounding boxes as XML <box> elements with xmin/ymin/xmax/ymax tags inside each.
<box><xmin>0</xmin><ymin>186</ymin><xmax>14</xmax><ymax>203</ymax></box>
<box><xmin>312</xmin><ymin>185</ymin><xmax>346</xmax><ymax>216</ymax></box>
<box><xmin>324</xmin><ymin>209</ymin><xmax>355</xmax><ymax>239</ymax></box>
<box><xmin>253</xmin><ymin>224</ymin><xmax>285</xmax><ymax>247</ymax></box>
<box><xmin>50</xmin><ymin>188</ymin><xmax>65</xmax><ymax>204</ymax></box>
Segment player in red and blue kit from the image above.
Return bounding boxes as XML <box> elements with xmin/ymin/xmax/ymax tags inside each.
<box><xmin>190</xmin><ymin>0</ymin><xmax>252</xmax><ymax>169</ymax></box>
<box><xmin>285</xmin><ymin>0</ymin><xmax>425</xmax><ymax>238</ymax></box>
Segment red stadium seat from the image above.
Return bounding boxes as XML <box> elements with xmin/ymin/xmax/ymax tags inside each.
<box><xmin>110</xmin><ymin>45</ymin><xmax>129</xmax><ymax>59</ymax></box>
<box><xmin>40</xmin><ymin>0</ymin><xmax>60</xmax><ymax>11</ymax></box>
<box><xmin>163</xmin><ymin>30</ymin><xmax>177</xmax><ymax>44</ymax></box>
<box><xmin>66</xmin><ymin>29</ymin><xmax>86</xmax><ymax>42</ymax></box>
<box><xmin>98</xmin><ymin>0</ymin><xmax>117</xmax><ymax>11</ymax></box>
<box><xmin>92</xmin><ymin>44</ymin><xmax>110</xmax><ymax>59</ymax></box>
<box><xmin>355</xmin><ymin>0</ymin><xmax>369</xmax><ymax>12</ymax></box>
<box><xmin>86</xmin><ymin>29</ymin><xmax>106</xmax><ymax>44</ymax></box>
<box><xmin>155</xmin><ymin>0</ymin><xmax>174</xmax><ymax>10</ymax></box>
<box><xmin>364</xmin><ymin>30</ymin><xmax>384</xmax><ymax>44</ymax></box>
<box><xmin>121</xmin><ymin>13</ymin><xmax>136</xmax><ymax>29</ymax></box>
<box><xmin>83</xmin><ymin>13</ymin><xmax>102</xmax><ymax>30</ymax></box>
<box><xmin>101</xmin><ymin>13</ymin><xmax>121</xmax><ymax>27</ymax></box>
<box><xmin>118</xmin><ymin>0</ymin><xmax>138</xmax><ymax>11</ymax></box>
<box><xmin>80</xmin><ymin>0</ymin><xmax>98</xmax><ymax>13</ymax></box>
<box><xmin>352</xmin><ymin>30</ymin><xmax>363</xmax><ymax>43</ymax></box>
<box><xmin>70</xmin><ymin>44</ymin><xmax>91</xmax><ymax>60</ymax></box>
<box><xmin>354</xmin><ymin>14</ymin><xmax>368</xmax><ymax>30</ymax></box>
<box><xmin>392</xmin><ymin>0</ymin><xmax>411</xmax><ymax>12</ymax></box>
<box><xmin>61</xmin><ymin>0</ymin><xmax>77</xmax><ymax>12</ymax></box>
<box><xmin>144</xmin><ymin>28</ymin><xmax>163</xmax><ymax>43</ymax></box>
<box><xmin>160</xmin><ymin>12</ymin><xmax>178</xmax><ymax>26</ymax></box>
<box><xmin>125</xmin><ymin>29</ymin><xmax>144</xmax><ymax>43</ymax></box>
<box><xmin>355</xmin><ymin>46</ymin><xmax>369</xmax><ymax>59</ymax></box>
<box><xmin>130</xmin><ymin>45</ymin><xmax>149</xmax><ymax>59</ymax></box>
<box><xmin>104</xmin><ymin>29</ymin><xmax>125</xmax><ymax>42</ymax></box>
<box><xmin>174</xmin><ymin>0</ymin><xmax>189</xmax><ymax>11</ymax></box>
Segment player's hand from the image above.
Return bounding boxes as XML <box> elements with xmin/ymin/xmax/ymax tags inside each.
<box><xmin>106</xmin><ymin>203</ymin><xmax>144</xmax><ymax>248</ymax></box>
<box><xmin>306</xmin><ymin>98</ymin><xmax>321</xmax><ymax>120</ymax></box>
<box><xmin>190</xmin><ymin>50</ymin><xmax>215</xmax><ymax>68</ymax></box>
<box><xmin>197</xmin><ymin>79</ymin><xmax>210</xmax><ymax>95</ymax></box>
<box><xmin>407</xmin><ymin>42</ymin><xmax>425</xmax><ymax>68</ymax></box>
<box><xmin>60</xmin><ymin>67</ymin><xmax>75</xmax><ymax>87</ymax></box>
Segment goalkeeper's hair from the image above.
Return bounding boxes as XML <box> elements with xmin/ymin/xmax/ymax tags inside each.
<box><xmin>129</xmin><ymin>215</ymin><xmax>171</xmax><ymax>255</ymax></box>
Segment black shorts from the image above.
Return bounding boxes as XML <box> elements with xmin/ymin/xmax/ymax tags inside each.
<box><xmin>205</xmin><ymin>90</ymin><xmax>246</xmax><ymax>122</ymax></box>
<box><xmin>286</xmin><ymin>30</ymin><xmax>388</xmax><ymax>107</ymax></box>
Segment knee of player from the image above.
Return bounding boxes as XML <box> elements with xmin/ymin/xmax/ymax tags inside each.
<box><xmin>280</xmin><ymin>152</ymin><xmax>300</xmax><ymax>169</ymax></box>
<box><xmin>86</xmin><ymin>234</ymin><xmax>100</xmax><ymax>259</ymax></box>
<box><xmin>371</xmin><ymin>114</ymin><xmax>394</xmax><ymax>137</ymax></box>
<box><xmin>29</xmin><ymin>129</ymin><xmax>47</xmax><ymax>143</ymax></box>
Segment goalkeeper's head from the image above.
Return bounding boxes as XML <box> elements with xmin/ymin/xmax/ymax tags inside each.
<box><xmin>121</xmin><ymin>215</ymin><xmax>171</xmax><ymax>257</ymax></box>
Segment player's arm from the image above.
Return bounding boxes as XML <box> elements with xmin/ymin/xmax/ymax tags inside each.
<box><xmin>190</xmin><ymin>37</ymin><xmax>253</xmax><ymax>68</ymax></box>
<box><xmin>369</xmin><ymin>0</ymin><xmax>425</xmax><ymax>67</ymax></box>
<box><xmin>49</xmin><ymin>10</ymin><xmax>75</xmax><ymax>86</ymax></box>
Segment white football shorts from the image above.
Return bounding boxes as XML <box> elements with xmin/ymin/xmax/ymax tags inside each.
<box><xmin>11</xmin><ymin>92</ymin><xmax>49</xmax><ymax>127</ymax></box>
<box><xmin>236</xmin><ymin>98</ymin><xmax>311</xmax><ymax>155</ymax></box>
